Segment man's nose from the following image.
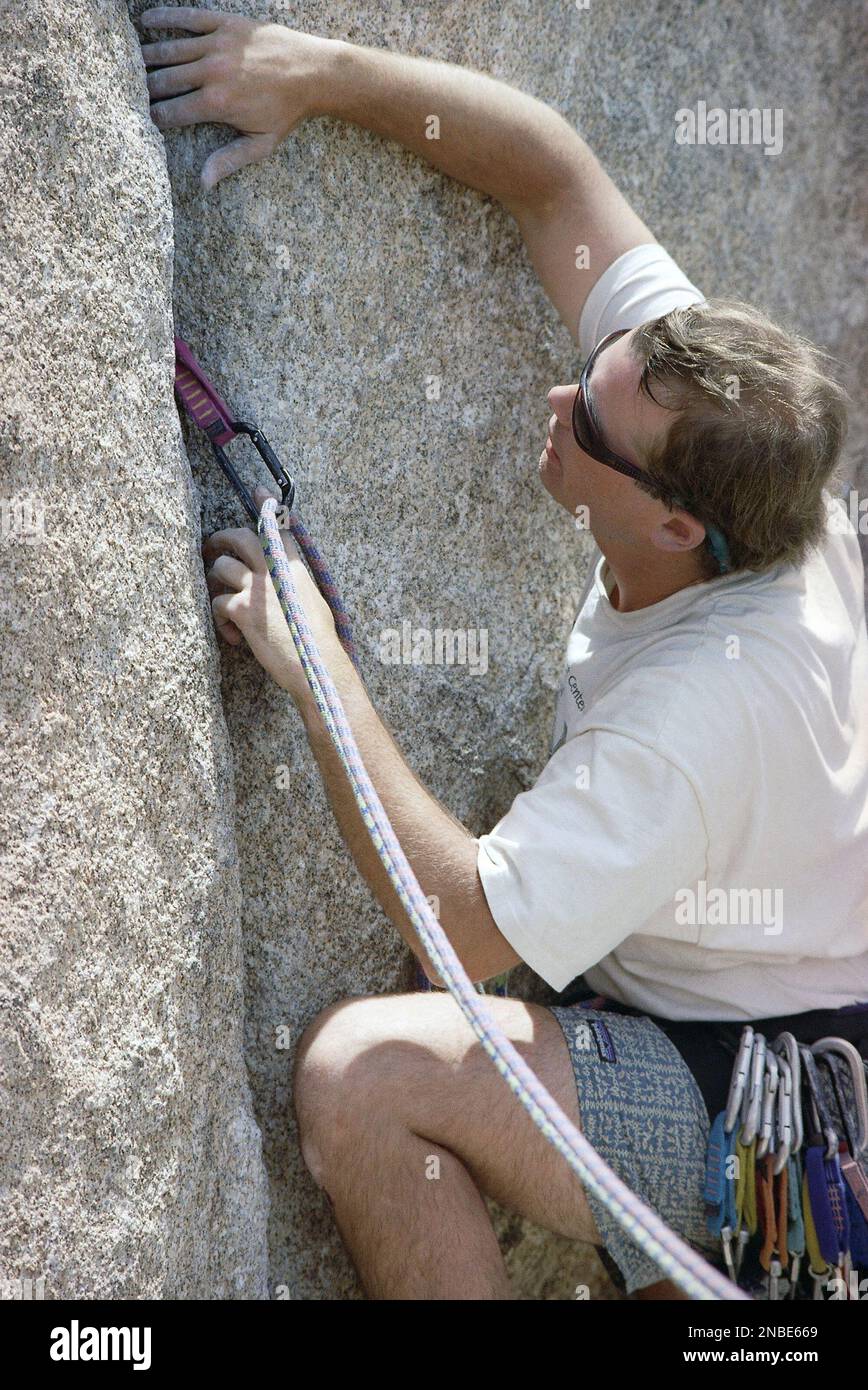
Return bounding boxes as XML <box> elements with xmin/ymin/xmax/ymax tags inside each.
<box><xmin>547</xmin><ymin>384</ymin><xmax>576</xmax><ymax>426</ymax></box>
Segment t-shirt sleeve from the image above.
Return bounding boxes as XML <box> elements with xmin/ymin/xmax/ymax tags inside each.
<box><xmin>476</xmin><ymin>730</ymin><xmax>708</xmax><ymax>992</ymax></box>
<box><xmin>578</xmin><ymin>243</ymin><xmax>706</xmax><ymax>359</ymax></box>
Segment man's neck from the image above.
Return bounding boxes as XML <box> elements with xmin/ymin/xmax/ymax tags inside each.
<box><xmin>600</xmin><ymin>542</ymin><xmax>711</xmax><ymax>613</ymax></box>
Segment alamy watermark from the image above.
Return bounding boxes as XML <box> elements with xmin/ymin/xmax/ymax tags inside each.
<box><xmin>827</xmin><ymin>490</ymin><xmax>868</xmax><ymax>536</ymax></box>
<box><xmin>50</xmin><ymin>1322</ymin><xmax>151</xmax><ymax>1371</ymax></box>
<box><xmin>379</xmin><ymin>620</ymin><xmax>488</xmax><ymax>676</ymax></box>
<box><xmin>1</xmin><ymin>494</ymin><xmax>45</xmax><ymax>543</ymax></box>
<box><xmin>675</xmin><ymin>102</ymin><xmax>783</xmax><ymax>157</ymax></box>
<box><xmin>675</xmin><ymin>880</ymin><xmax>783</xmax><ymax>935</ymax></box>
<box><xmin>1</xmin><ymin>1273</ymin><xmax>46</xmax><ymax>1299</ymax></box>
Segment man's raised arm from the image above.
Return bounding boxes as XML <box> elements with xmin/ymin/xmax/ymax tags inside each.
<box><xmin>139</xmin><ymin>7</ymin><xmax>656</xmax><ymax>340</ymax></box>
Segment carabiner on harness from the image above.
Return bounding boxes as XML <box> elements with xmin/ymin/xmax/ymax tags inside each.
<box><xmin>709</xmin><ymin>1024</ymin><xmax>868</xmax><ymax>1298</ymax></box>
<box><xmin>173</xmin><ymin>336</ymin><xmax>295</xmax><ymax>523</ymax></box>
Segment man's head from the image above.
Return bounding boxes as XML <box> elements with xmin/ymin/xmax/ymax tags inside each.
<box><xmin>542</xmin><ymin>299</ymin><xmax>849</xmax><ymax>581</ymax></box>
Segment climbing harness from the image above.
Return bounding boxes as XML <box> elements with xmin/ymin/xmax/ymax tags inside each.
<box><xmin>704</xmin><ymin>1024</ymin><xmax>868</xmax><ymax>1298</ymax></box>
<box><xmin>173</xmin><ymin>335</ymin><xmax>745</xmax><ymax>1300</ymax></box>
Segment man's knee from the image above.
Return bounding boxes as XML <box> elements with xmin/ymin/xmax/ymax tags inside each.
<box><xmin>293</xmin><ymin>995</ymin><xmax>370</xmax><ymax>1116</ymax></box>
<box><xmin>292</xmin><ymin>994</ymin><xmax>399</xmax><ymax>1184</ymax></box>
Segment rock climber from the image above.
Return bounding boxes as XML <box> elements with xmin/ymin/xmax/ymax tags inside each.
<box><xmin>138</xmin><ymin>8</ymin><xmax>868</xmax><ymax>1300</ymax></box>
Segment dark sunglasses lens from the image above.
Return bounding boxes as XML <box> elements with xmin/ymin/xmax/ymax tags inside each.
<box><xmin>573</xmin><ymin>389</ymin><xmax>594</xmax><ymax>452</ymax></box>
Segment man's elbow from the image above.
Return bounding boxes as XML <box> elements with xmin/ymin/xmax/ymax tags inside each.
<box><xmin>417</xmin><ymin>920</ymin><xmax>523</xmax><ymax>988</ymax></box>
<box><xmin>414</xmin><ymin>862</ymin><xmax>522</xmax><ymax>987</ymax></box>
<box><xmin>420</xmin><ymin>954</ymin><xmax>489</xmax><ymax>989</ymax></box>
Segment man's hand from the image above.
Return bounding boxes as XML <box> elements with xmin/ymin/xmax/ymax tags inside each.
<box><xmin>137</xmin><ymin>7</ymin><xmax>332</xmax><ymax>188</ymax></box>
<box><xmin>137</xmin><ymin>9</ymin><xmax>653</xmax><ymax>337</ymax></box>
<box><xmin>202</xmin><ymin>486</ymin><xmax>337</xmax><ymax>698</ymax></box>
<box><xmin>203</xmin><ymin>494</ymin><xmax>520</xmax><ymax>986</ymax></box>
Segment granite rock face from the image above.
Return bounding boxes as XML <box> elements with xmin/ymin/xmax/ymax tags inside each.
<box><xmin>0</xmin><ymin>0</ymin><xmax>269</xmax><ymax>1299</ymax></box>
<box><xmin>2</xmin><ymin>0</ymin><xmax>864</xmax><ymax>1301</ymax></box>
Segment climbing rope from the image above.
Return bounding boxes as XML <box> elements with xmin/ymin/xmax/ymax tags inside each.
<box><xmin>256</xmin><ymin>496</ymin><xmax>746</xmax><ymax>1300</ymax></box>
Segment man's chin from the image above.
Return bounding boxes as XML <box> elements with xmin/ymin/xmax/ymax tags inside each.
<box><xmin>538</xmin><ymin>453</ymin><xmax>585</xmax><ymax>517</ymax></box>
<box><xmin>538</xmin><ymin>449</ymin><xmax>563</xmax><ymax>497</ymax></box>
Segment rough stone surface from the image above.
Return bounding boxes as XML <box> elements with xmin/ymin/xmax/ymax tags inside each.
<box><xmin>0</xmin><ymin>0</ymin><xmax>269</xmax><ymax>1299</ymax></box>
<box><xmin>2</xmin><ymin>0</ymin><xmax>864</xmax><ymax>1301</ymax></box>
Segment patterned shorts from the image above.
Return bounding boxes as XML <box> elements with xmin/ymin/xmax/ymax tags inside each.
<box><xmin>549</xmin><ymin>1002</ymin><xmax>724</xmax><ymax>1295</ymax></box>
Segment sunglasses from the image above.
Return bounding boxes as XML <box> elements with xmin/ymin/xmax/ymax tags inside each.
<box><xmin>571</xmin><ymin>329</ymin><xmax>732</xmax><ymax>574</ymax></box>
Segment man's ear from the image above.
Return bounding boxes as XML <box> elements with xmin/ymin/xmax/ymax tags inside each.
<box><xmin>649</xmin><ymin>509</ymin><xmax>708</xmax><ymax>556</ymax></box>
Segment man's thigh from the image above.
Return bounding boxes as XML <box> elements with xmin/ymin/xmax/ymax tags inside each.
<box><xmin>294</xmin><ymin>990</ymin><xmax>604</xmax><ymax>1248</ymax></box>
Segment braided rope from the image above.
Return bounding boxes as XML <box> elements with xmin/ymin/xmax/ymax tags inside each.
<box><xmin>259</xmin><ymin>497</ymin><xmax>746</xmax><ymax>1300</ymax></box>
<box><xmin>285</xmin><ymin>510</ymin><xmax>359</xmax><ymax>666</ymax></box>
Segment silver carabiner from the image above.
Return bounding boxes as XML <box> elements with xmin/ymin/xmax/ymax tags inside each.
<box><xmin>812</xmin><ymin>1037</ymin><xmax>868</xmax><ymax>1154</ymax></box>
<box><xmin>757</xmin><ymin>1050</ymin><xmax>779</xmax><ymax>1159</ymax></box>
<box><xmin>740</xmin><ymin>1032</ymin><xmax>766</xmax><ymax>1146</ymax></box>
<box><xmin>772</xmin><ymin>1032</ymin><xmax>803</xmax><ymax>1154</ymax></box>
<box><xmin>725</xmin><ymin>1024</ymin><xmax>754</xmax><ymax>1133</ymax></box>
<box><xmin>774</xmin><ymin>1054</ymin><xmax>794</xmax><ymax>1176</ymax></box>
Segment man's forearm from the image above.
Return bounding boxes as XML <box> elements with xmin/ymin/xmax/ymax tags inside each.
<box><xmin>309</xmin><ymin>38</ymin><xmax>591</xmax><ymax>214</ymax></box>
<box><xmin>292</xmin><ymin>633</ymin><xmax>509</xmax><ymax>983</ymax></box>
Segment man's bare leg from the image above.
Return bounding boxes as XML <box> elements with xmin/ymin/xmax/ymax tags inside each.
<box><xmin>636</xmin><ymin>1278</ymin><xmax>690</xmax><ymax>1300</ymax></box>
<box><xmin>293</xmin><ymin>991</ymin><xmax>605</xmax><ymax>1299</ymax></box>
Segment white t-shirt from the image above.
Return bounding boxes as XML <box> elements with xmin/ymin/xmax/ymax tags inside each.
<box><xmin>476</xmin><ymin>243</ymin><xmax>868</xmax><ymax>1020</ymax></box>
